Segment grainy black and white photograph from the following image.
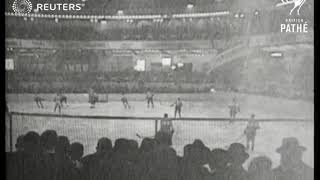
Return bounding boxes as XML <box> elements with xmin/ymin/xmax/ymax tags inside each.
<box><xmin>5</xmin><ymin>0</ymin><xmax>314</xmax><ymax>180</ymax></box>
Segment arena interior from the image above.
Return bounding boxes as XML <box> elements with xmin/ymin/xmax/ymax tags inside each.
<box><xmin>5</xmin><ymin>0</ymin><xmax>314</xmax><ymax>180</ymax></box>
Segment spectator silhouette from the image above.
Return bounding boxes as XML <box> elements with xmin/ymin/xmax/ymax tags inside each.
<box><xmin>108</xmin><ymin>138</ymin><xmax>137</xmax><ymax>180</ymax></box>
<box><xmin>178</xmin><ymin>144</ymin><xmax>192</xmax><ymax>180</ymax></box>
<box><xmin>40</xmin><ymin>130</ymin><xmax>58</xmax><ymax>154</ymax></box>
<box><xmin>144</xmin><ymin>131</ymin><xmax>179</xmax><ymax>180</ymax></box>
<box><xmin>180</xmin><ymin>139</ymin><xmax>211</xmax><ymax>180</ymax></box>
<box><xmin>6</xmin><ymin>129</ymin><xmax>314</xmax><ymax>180</ymax></box>
<box><xmin>15</xmin><ymin>135</ymin><xmax>25</xmax><ymax>152</ymax></box>
<box><xmin>273</xmin><ymin>137</ymin><xmax>313</xmax><ymax>180</ymax></box>
<box><xmin>136</xmin><ymin>138</ymin><xmax>156</xmax><ymax>180</ymax></box>
<box><xmin>206</xmin><ymin>148</ymin><xmax>231</xmax><ymax>180</ymax></box>
<box><xmin>139</xmin><ymin>138</ymin><xmax>156</xmax><ymax>155</ymax></box>
<box><xmin>82</xmin><ymin>137</ymin><xmax>112</xmax><ymax>180</ymax></box>
<box><xmin>248</xmin><ymin>156</ymin><xmax>273</xmax><ymax>180</ymax></box>
<box><xmin>225</xmin><ymin>143</ymin><xmax>249</xmax><ymax>180</ymax></box>
<box><xmin>70</xmin><ymin>142</ymin><xmax>85</xmax><ymax>180</ymax></box>
<box><xmin>40</xmin><ymin>130</ymin><xmax>58</xmax><ymax>180</ymax></box>
<box><xmin>55</xmin><ymin>136</ymin><xmax>72</xmax><ymax>180</ymax></box>
<box><xmin>7</xmin><ymin>131</ymin><xmax>45</xmax><ymax>180</ymax></box>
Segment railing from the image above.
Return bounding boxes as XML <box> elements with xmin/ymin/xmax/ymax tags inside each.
<box><xmin>6</xmin><ymin>111</ymin><xmax>313</xmax><ymax>166</ymax></box>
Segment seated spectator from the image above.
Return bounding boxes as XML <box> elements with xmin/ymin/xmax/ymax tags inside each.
<box><xmin>225</xmin><ymin>143</ymin><xmax>249</xmax><ymax>180</ymax></box>
<box><xmin>55</xmin><ymin>136</ymin><xmax>72</xmax><ymax>179</ymax></box>
<box><xmin>128</xmin><ymin>139</ymin><xmax>139</xmax><ymax>162</ymax></box>
<box><xmin>136</xmin><ymin>138</ymin><xmax>156</xmax><ymax>180</ymax></box>
<box><xmin>206</xmin><ymin>148</ymin><xmax>231</xmax><ymax>180</ymax></box>
<box><xmin>82</xmin><ymin>137</ymin><xmax>112</xmax><ymax>180</ymax></box>
<box><xmin>70</xmin><ymin>142</ymin><xmax>85</xmax><ymax>180</ymax></box>
<box><xmin>40</xmin><ymin>130</ymin><xmax>59</xmax><ymax>180</ymax></box>
<box><xmin>7</xmin><ymin>131</ymin><xmax>45</xmax><ymax>180</ymax></box>
<box><xmin>15</xmin><ymin>135</ymin><xmax>25</xmax><ymax>152</ymax></box>
<box><xmin>248</xmin><ymin>156</ymin><xmax>273</xmax><ymax>180</ymax></box>
<box><xmin>180</xmin><ymin>139</ymin><xmax>211</xmax><ymax>180</ymax></box>
<box><xmin>40</xmin><ymin>130</ymin><xmax>58</xmax><ymax>154</ymax></box>
<box><xmin>139</xmin><ymin>138</ymin><xmax>156</xmax><ymax>155</ymax></box>
<box><xmin>273</xmin><ymin>137</ymin><xmax>313</xmax><ymax>180</ymax></box>
<box><xmin>108</xmin><ymin>138</ymin><xmax>137</xmax><ymax>180</ymax></box>
<box><xmin>144</xmin><ymin>132</ymin><xmax>179</xmax><ymax>180</ymax></box>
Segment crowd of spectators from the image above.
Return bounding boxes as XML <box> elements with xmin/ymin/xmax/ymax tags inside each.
<box><xmin>6</xmin><ymin>7</ymin><xmax>314</xmax><ymax>41</ymax></box>
<box><xmin>7</xmin><ymin>129</ymin><xmax>313</xmax><ymax>180</ymax></box>
<box><xmin>5</xmin><ymin>16</ymin><xmax>243</xmax><ymax>41</ymax></box>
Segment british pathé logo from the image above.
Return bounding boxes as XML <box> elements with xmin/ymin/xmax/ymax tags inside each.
<box><xmin>280</xmin><ymin>19</ymin><xmax>308</xmax><ymax>33</ymax></box>
<box><xmin>12</xmin><ymin>0</ymin><xmax>33</xmax><ymax>14</ymax></box>
<box><xmin>277</xmin><ymin>0</ymin><xmax>309</xmax><ymax>33</ymax></box>
<box><xmin>276</xmin><ymin>0</ymin><xmax>306</xmax><ymax>16</ymax></box>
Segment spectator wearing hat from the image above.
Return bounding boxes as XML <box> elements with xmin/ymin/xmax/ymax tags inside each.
<box><xmin>273</xmin><ymin>137</ymin><xmax>313</xmax><ymax>180</ymax></box>
<box><xmin>225</xmin><ymin>143</ymin><xmax>249</xmax><ymax>180</ymax></box>
<box><xmin>248</xmin><ymin>156</ymin><xmax>273</xmax><ymax>180</ymax></box>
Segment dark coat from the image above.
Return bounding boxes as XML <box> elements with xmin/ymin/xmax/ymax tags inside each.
<box><xmin>272</xmin><ymin>162</ymin><xmax>313</xmax><ymax>180</ymax></box>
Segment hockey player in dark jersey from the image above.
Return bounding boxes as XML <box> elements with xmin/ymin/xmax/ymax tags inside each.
<box><xmin>60</xmin><ymin>94</ymin><xmax>68</xmax><ymax>107</ymax></box>
<box><xmin>34</xmin><ymin>94</ymin><xmax>45</xmax><ymax>109</ymax></box>
<box><xmin>89</xmin><ymin>88</ymin><xmax>98</xmax><ymax>108</ymax></box>
<box><xmin>121</xmin><ymin>93</ymin><xmax>131</xmax><ymax>109</ymax></box>
<box><xmin>228</xmin><ymin>97</ymin><xmax>240</xmax><ymax>122</ymax></box>
<box><xmin>146</xmin><ymin>91</ymin><xmax>154</xmax><ymax>108</ymax></box>
<box><xmin>158</xmin><ymin>113</ymin><xmax>174</xmax><ymax>146</ymax></box>
<box><xmin>244</xmin><ymin>114</ymin><xmax>260</xmax><ymax>151</ymax></box>
<box><xmin>53</xmin><ymin>93</ymin><xmax>62</xmax><ymax>113</ymax></box>
<box><xmin>171</xmin><ymin>98</ymin><xmax>183</xmax><ymax>118</ymax></box>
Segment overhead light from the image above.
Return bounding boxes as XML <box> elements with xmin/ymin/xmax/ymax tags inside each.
<box><xmin>270</xmin><ymin>52</ymin><xmax>283</xmax><ymax>58</ymax></box>
<box><xmin>187</xmin><ymin>3</ymin><xmax>194</xmax><ymax>9</ymax></box>
<box><xmin>117</xmin><ymin>10</ymin><xmax>123</xmax><ymax>15</ymax></box>
<box><xmin>100</xmin><ymin>20</ymin><xmax>107</xmax><ymax>24</ymax></box>
<box><xmin>254</xmin><ymin>10</ymin><xmax>259</xmax><ymax>16</ymax></box>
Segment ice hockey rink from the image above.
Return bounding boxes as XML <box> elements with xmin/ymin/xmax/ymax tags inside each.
<box><xmin>6</xmin><ymin>92</ymin><xmax>314</xmax><ymax>168</ymax></box>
